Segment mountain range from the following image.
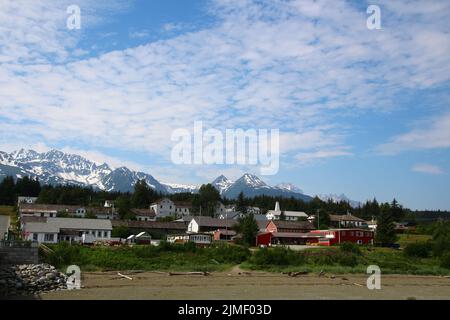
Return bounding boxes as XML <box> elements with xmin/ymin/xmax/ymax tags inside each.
<box><xmin>0</xmin><ymin>148</ymin><xmax>358</xmax><ymax>205</ymax></box>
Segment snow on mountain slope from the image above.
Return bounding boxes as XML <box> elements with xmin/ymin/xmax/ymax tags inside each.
<box><xmin>210</xmin><ymin>175</ymin><xmax>233</xmax><ymax>194</ymax></box>
<box><xmin>318</xmin><ymin>193</ymin><xmax>361</xmax><ymax>208</ymax></box>
<box><xmin>161</xmin><ymin>182</ymin><xmax>200</xmax><ymax>194</ymax></box>
<box><xmin>275</xmin><ymin>182</ymin><xmax>304</xmax><ymax>194</ymax></box>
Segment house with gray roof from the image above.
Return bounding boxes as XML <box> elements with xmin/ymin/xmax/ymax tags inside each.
<box><xmin>23</xmin><ymin>217</ymin><xmax>112</xmax><ymax>244</ymax></box>
<box><xmin>0</xmin><ymin>215</ymin><xmax>11</xmax><ymax>240</ymax></box>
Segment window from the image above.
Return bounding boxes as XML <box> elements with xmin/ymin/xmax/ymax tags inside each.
<box><xmin>49</xmin><ymin>213</ymin><xmax>53</xmax><ymax>218</ymax></box>
<box><xmin>33</xmin><ymin>233</ymin><xmax>38</xmax><ymax>241</ymax></box>
<box><xmin>357</xmin><ymin>240</ymin><xmax>363</xmax><ymax>245</ymax></box>
<box><xmin>160</xmin><ymin>205</ymin><xmax>163</xmax><ymax>209</ymax></box>
<box><xmin>40</xmin><ymin>213</ymin><xmax>44</xmax><ymax>217</ymax></box>
<box><xmin>104</xmin><ymin>231</ymin><xmax>108</xmax><ymax>238</ymax></box>
<box><xmin>98</xmin><ymin>231</ymin><xmax>102</xmax><ymax>237</ymax></box>
<box><xmin>44</xmin><ymin>234</ymin><xmax>54</xmax><ymax>242</ymax></box>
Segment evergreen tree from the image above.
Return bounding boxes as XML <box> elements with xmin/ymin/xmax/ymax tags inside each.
<box><xmin>131</xmin><ymin>179</ymin><xmax>156</xmax><ymax>208</ymax></box>
<box><xmin>390</xmin><ymin>198</ymin><xmax>404</xmax><ymax>222</ymax></box>
<box><xmin>235</xmin><ymin>192</ymin><xmax>247</xmax><ymax>215</ymax></box>
<box><xmin>0</xmin><ymin>176</ymin><xmax>16</xmax><ymax>205</ymax></box>
<box><xmin>192</xmin><ymin>184</ymin><xmax>221</xmax><ymax>216</ymax></box>
<box><xmin>375</xmin><ymin>203</ymin><xmax>398</xmax><ymax>246</ymax></box>
<box><xmin>234</xmin><ymin>213</ymin><xmax>259</xmax><ymax>246</ymax></box>
<box><xmin>116</xmin><ymin>195</ymin><xmax>132</xmax><ymax>220</ymax></box>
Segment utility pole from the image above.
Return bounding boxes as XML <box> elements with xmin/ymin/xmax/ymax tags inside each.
<box><xmin>316</xmin><ymin>209</ymin><xmax>320</xmax><ymax>229</ymax></box>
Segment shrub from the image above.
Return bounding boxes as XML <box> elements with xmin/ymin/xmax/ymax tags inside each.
<box><xmin>250</xmin><ymin>247</ymin><xmax>305</xmax><ymax>266</ymax></box>
<box><xmin>337</xmin><ymin>253</ymin><xmax>359</xmax><ymax>267</ymax></box>
<box><xmin>440</xmin><ymin>252</ymin><xmax>450</xmax><ymax>269</ymax></box>
<box><xmin>206</xmin><ymin>244</ymin><xmax>250</xmax><ymax>264</ymax></box>
<box><xmin>340</xmin><ymin>242</ymin><xmax>362</xmax><ymax>255</ymax></box>
<box><xmin>404</xmin><ymin>242</ymin><xmax>432</xmax><ymax>258</ymax></box>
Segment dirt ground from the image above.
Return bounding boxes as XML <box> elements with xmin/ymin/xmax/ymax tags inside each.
<box><xmin>40</xmin><ymin>268</ymin><xmax>450</xmax><ymax>300</ymax></box>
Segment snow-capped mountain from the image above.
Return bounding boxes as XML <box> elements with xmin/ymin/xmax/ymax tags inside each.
<box><xmin>216</xmin><ymin>173</ymin><xmax>313</xmax><ymax>202</ymax></box>
<box><xmin>275</xmin><ymin>182</ymin><xmax>304</xmax><ymax>194</ymax></box>
<box><xmin>0</xmin><ymin>149</ymin><xmax>167</xmax><ymax>193</ymax></box>
<box><xmin>318</xmin><ymin>193</ymin><xmax>361</xmax><ymax>208</ymax></box>
<box><xmin>211</xmin><ymin>175</ymin><xmax>233</xmax><ymax>194</ymax></box>
<box><xmin>1</xmin><ymin>149</ymin><xmax>354</xmax><ymax>204</ymax></box>
<box><xmin>161</xmin><ymin>182</ymin><xmax>200</xmax><ymax>194</ymax></box>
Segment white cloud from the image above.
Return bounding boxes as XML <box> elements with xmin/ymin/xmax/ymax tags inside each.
<box><xmin>412</xmin><ymin>163</ymin><xmax>444</xmax><ymax>175</ymax></box>
<box><xmin>377</xmin><ymin>112</ymin><xmax>450</xmax><ymax>154</ymax></box>
<box><xmin>0</xmin><ymin>0</ymin><xmax>449</xmax><ymax>174</ymax></box>
<box><xmin>296</xmin><ymin>147</ymin><xmax>353</xmax><ymax>165</ymax></box>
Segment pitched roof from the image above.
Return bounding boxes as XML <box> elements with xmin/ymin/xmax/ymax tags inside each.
<box><xmin>111</xmin><ymin>220</ymin><xmax>187</xmax><ymax>230</ymax></box>
<box><xmin>25</xmin><ymin>222</ymin><xmax>60</xmax><ymax>233</ymax></box>
<box><xmin>272</xmin><ymin>232</ymin><xmax>322</xmax><ymax>238</ymax></box>
<box><xmin>266</xmin><ymin>210</ymin><xmax>308</xmax><ymax>217</ymax></box>
<box><xmin>190</xmin><ymin>216</ymin><xmax>237</xmax><ymax>228</ymax></box>
<box><xmin>19</xmin><ymin>203</ymin><xmax>82</xmax><ymax>213</ymax></box>
<box><xmin>173</xmin><ymin>201</ymin><xmax>192</xmax><ymax>208</ymax></box>
<box><xmin>20</xmin><ymin>216</ymin><xmax>47</xmax><ymax>225</ymax></box>
<box><xmin>47</xmin><ymin>218</ymin><xmax>112</xmax><ymax>230</ymax></box>
<box><xmin>130</xmin><ymin>208</ymin><xmax>156</xmax><ymax>217</ymax></box>
<box><xmin>329</xmin><ymin>214</ymin><xmax>365</xmax><ymax>222</ymax></box>
<box><xmin>273</xmin><ymin>220</ymin><xmax>315</xmax><ymax>230</ymax></box>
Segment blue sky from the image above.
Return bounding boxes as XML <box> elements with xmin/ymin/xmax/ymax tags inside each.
<box><xmin>0</xmin><ymin>0</ymin><xmax>449</xmax><ymax>210</ymax></box>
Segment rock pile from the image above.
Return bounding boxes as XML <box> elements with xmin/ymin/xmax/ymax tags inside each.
<box><xmin>0</xmin><ymin>263</ymin><xmax>68</xmax><ymax>297</ymax></box>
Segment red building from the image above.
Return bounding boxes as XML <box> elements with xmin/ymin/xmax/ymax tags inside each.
<box><xmin>256</xmin><ymin>228</ymin><xmax>374</xmax><ymax>246</ymax></box>
<box><xmin>310</xmin><ymin>229</ymin><xmax>374</xmax><ymax>246</ymax></box>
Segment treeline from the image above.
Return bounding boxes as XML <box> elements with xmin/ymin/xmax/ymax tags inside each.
<box><xmin>0</xmin><ymin>176</ymin><xmax>41</xmax><ymax>205</ymax></box>
<box><xmin>1</xmin><ymin>176</ymin><xmax>449</xmax><ymax>223</ymax></box>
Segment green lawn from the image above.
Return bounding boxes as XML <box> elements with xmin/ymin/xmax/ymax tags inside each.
<box><xmin>397</xmin><ymin>234</ymin><xmax>432</xmax><ymax>248</ymax></box>
<box><xmin>241</xmin><ymin>246</ymin><xmax>450</xmax><ymax>276</ymax></box>
<box><xmin>0</xmin><ymin>205</ymin><xmax>14</xmax><ymax>216</ymax></box>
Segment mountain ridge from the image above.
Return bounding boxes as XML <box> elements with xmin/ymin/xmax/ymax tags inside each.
<box><xmin>0</xmin><ymin>148</ymin><xmax>357</xmax><ymax>204</ymax></box>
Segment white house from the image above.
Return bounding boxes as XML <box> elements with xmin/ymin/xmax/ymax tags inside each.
<box><xmin>150</xmin><ymin>198</ymin><xmax>176</xmax><ymax>217</ymax></box>
<box><xmin>19</xmin><ymin>204</ymin><xmax>87</xmax><ymax>219</ymax></box>
<box><xmin>266</xmin><ymin>201</ymin><xmax>308</xmax><ymax>221</ymax></box>
<box><xmin>17</xmin><ymin>196</ymin><xmax>38</xmax><ymax>206</ymax></box>
<box><xmin>23</xmin><ymin>218</ymin><xmax>112</xmax><ymax>244</ymax></box>
<box><xmin>149</xmin><ymin>198</ymin><xmax>192</xmax><ymax>217</ymax></box>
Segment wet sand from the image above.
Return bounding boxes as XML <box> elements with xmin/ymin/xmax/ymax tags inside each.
<box><xmin>40</xmin><ymin>270</ymin><xmax>450</xmax><ymax>300</ymax></box>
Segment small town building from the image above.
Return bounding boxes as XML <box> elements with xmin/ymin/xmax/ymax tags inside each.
<box><xmin>265</xmin><ymin>220</ymin><xmax>315</xmax><ymax>233</ymax></box>
<box><xmin>266</xmin><ymin>202</ymin><xmax>308</xmax><ymax>221</ymax></box>
<box><xmin>23</xmin><ymin>218</ymin><xmax>112</xmax><ymax>244</ymax></box>
<box><xmin>329</xmin><ymin>213</ymin><xmax>367</xmax><ymax>228</ymax></box>
<box><xmin>256</xmin><ymin>231</ymin><xmax>322</xmax><ymax>246</ymax></box>
<box><xmin>149</xmin><ymin>198</ymin><xmax>192</xmax><ymax>217</ymax></box>
<box><xmin>213</xmin><ymin>229</ymin><xmax>237</xmax><ymax>241</ymax></box>
<box><xmin>173</xmin><ymin>201</ymin><xmax>192</xmax><ymax>216</ymax></box>
<box><xmin>131</xmin><ymin>208</ymin><xmax>156</xmax><ymax>221</ymax></box>
<box><xmin>17</xmin><ymin>196</ymin><xmax>38</xmax><ymax>206</ymax></box>
<box><xmin>187</xmin><ymin>216</ymin><xmax>236</xmax><ymax>233</ymax></box>
<box><xmin>310</xmin><ymin>228</ymin><xmax>374</xmax><ymax>246</ymax></box>
<box><xmin>127</xmin><ymin>231</ymin><xmax>152</xmax><ymax>244</ymax></box>
<box><xmin>167</xmin><ymin>233</ymin><xmax>212</xmax><ymax>246</ymax></box>
<box><xmin>0</xmin><ymin>215</ymin><xmax>11</xmax><ymax>240</ymax></box>
<box><xmin>111</xmin><ymin>220</ymin><xmax>187</xmax><ymax>239</ymax></box>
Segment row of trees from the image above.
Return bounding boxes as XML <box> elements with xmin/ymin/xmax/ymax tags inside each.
<box><xmin>0</xmin><ymin>176</ymin><xmax>41</xmax><ymax>205</ymax></box>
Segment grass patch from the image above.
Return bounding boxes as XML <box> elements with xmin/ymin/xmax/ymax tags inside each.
<box><xmin>243</xmin><ymin>246</ymin><xmax>450</xmax><ymax>275</ymax></box>
<box><xmin>40</xmin><ymin>241</ymin><xmax>450</xmax><ymax>275</ymax></box>
<box><xmin>398</xmin><ymin>234</ymin><xmax>432</xmax><ymax>248</ymax></box>
<box><xmin>41</xmin><ymin>242</ymin><xmax>250</xmax><ymax>272</ymax></box>
<box><xmin>0</xmin><ymin>205</ymin><xmax>14</xmax><ymax>216</ymax></box>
